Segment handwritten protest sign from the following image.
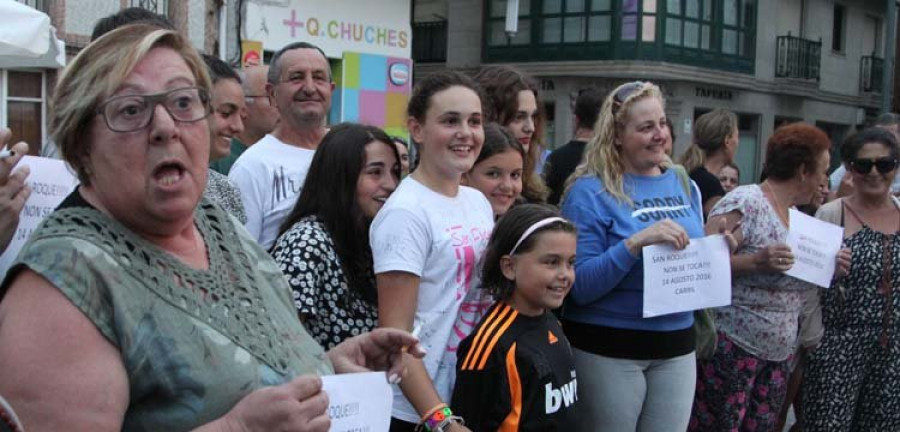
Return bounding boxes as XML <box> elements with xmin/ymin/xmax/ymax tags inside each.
<box><xmin>322</xmin><ymin>372</ymin><xmax>393</xmax><ymax>432</ymax></box>
<box><xmin>642</xmin><ymin>234</ymin><xmax>732</xmax><ymax>318</ymax></box>
<box><xmin>785</xmin><ymin>208</ymin><xmax>843</xmax><ymax>288</ymax></box>
<box><xmin>0</xmin><ymin>156</ymin><xmax>78</xmax><ymax>277</ymax></box>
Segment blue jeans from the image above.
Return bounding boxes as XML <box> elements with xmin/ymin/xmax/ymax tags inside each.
<box><xmin>573</xmin><ymin>348</ymin><xmax>697</xmax><ymax>432</ymax></box>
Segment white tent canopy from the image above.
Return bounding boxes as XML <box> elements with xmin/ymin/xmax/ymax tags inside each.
<box><xmin>0</xmin><ymin>0</ymin><xmax>65</xmax><ymax>69</ymax></box>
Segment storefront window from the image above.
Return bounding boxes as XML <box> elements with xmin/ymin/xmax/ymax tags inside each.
<box><xmin>3</xmin><ymin>71</ymin><xmax>44</xmax><ymax>155</ymax></box>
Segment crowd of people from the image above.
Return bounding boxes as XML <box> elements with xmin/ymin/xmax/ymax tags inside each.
<box><xmin>0</xmin><ymin>7</ymin><xmax>897</xmax><ymax>432</ymax></box>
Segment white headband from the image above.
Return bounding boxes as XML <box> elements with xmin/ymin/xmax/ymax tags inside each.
<box><xmin>509</xmin><ymin>217</ymin><xmax>567</xmax><ymax>255</ymax></box>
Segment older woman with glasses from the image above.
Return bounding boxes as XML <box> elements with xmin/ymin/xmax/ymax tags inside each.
<box><xmin>559</xmin><ymin>81</ymin><xmax>706</xmax><ymax>431</ymax></box>
<box><xmin>0</xmin><ymin>24</ymin><xmax>421</xmax><ymax>432</ymax></box>
<box><xmin>801</xmin><ymin>127</ymin><xmax>900</xmax><ymax>431</ymax></box>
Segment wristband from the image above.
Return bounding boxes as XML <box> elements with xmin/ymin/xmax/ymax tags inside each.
<box><xmin>424</xmin><ymin>406</ymin><xmax>452</xmax><ymax>431</ymax></box>
<box><xmin>420</xmin><ymin>403</ymin><xmax>448</xmax><ymax>422</ymax></box>
<box><xmin>416</xmin><ymin>406</ymin><xmax>463</xmax><ymax>432</ymax></box>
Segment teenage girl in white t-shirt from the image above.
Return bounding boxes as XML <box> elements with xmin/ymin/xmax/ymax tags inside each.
<box><xmin>370</xmin><ymin>71</ymin><xmax>494</xmax><ymax>432</ymax></box>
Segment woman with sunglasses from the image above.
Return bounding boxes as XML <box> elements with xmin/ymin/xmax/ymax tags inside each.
<box><xmin>559</xmin><ymin>81</ymin><xmax>704</xmax><ymax>431</ymax></box>
<box><xmin>800</xmin><ymin>127</ymin><xmax>900</xmax><ymax>431</ymax></box>
<box><xmin>689</xmin><ymin>123</ymin><xmax>851</xmax><ymax>431</ymax></box>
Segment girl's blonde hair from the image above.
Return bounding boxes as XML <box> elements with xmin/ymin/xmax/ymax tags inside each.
<box><xmin>50</xmin><ymin>24</ymin><xmax>211</xmax><ymax>184</ymax></box>
<box><xmin>566</xmin><ymin>81</ymin><xmax>667</xmax><ymax>205</ymax></box>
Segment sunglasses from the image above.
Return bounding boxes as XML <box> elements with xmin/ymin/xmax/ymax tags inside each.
<box><xmin>612</xmin><ymin>81</ymin><xmax>646</xmax><ymax>114</ymax></box>
<box><xmin>849</xmin><ymin>157</ymin><xmax>899</xmax><ymax>175</ymax></box>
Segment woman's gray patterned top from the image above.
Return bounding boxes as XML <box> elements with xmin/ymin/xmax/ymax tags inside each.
<box><xmin>205</xmin><ymin>169</ymin><xmax>247</xmax><ymax>224</ymax></box>
<box><xmin>7</xmin><ymin>193</ymin><xmax>332</xmax><ymax>431</ymax></box>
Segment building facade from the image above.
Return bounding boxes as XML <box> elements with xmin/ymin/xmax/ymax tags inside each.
<box><xmin>2</xmin><ymin>0</ymin><xmax>218</xmax><ymax>155</ymax></box>
<box><xmin>413</xmin><ymin>0</ymin><xmax>896</xmax><ymax>184</ymax></box>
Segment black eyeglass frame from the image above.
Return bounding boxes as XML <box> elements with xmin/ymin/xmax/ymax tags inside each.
<box><xmin>96</xmin><ymin>86</ymin><xmax>211</xmax><ymax>133</ymax></box>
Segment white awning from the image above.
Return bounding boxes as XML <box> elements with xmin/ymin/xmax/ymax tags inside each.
<box><xmin>0</xmin><ymin>1</ymin><xmax>66</xmax><ymax>69</ymax></box>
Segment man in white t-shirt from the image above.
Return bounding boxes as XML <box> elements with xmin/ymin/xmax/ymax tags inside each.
<box><xmin>229</xmin><ymin>42</ymin><xmax>334</xmax><ymax>249</ymax></box>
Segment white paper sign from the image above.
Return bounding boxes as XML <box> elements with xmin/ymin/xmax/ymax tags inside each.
<box><xmin>785</xmin><ymin>208</ymin><xmax>844</xmax><ymax>288</ymax></box>
<box><xmin>642</xmin><ymin>234</ymin><xmax>732</xmax><ymax>318</ymax></box>
<box><xmin>321</xmin><ymin>372</ymin><xmax>393</xmax><ymax>432</ymax></box>
<box><xmin>0</xmin><ymin>156</ymin><xmax>78</xmax><ymax>277</ymax></box>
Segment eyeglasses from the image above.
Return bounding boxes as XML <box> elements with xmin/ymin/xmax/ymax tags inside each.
<box><xmin>96</xmin><ymin>87</ymin><xmax>210</xmax><ymax>133</ymax></box>
<box><xmin>849</xmin><ymin>157</ymin><xmax>899</xmax><ymax>175</ymax></box>
<box><xmin>612</xmin><ymin>81</ymin><xmax>646</xmax><ymax>114</ymax></box>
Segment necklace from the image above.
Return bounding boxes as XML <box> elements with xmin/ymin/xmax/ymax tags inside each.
<box><xmin>763</xmin><ymin>181</ymin><xmax>789</xmax><ymax>228</ymax></box>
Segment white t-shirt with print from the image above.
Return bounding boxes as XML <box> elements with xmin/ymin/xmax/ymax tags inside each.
<box><xmin>370</xmin><ymin>177</ymin><xmax>494</xmax><ymax>423</ymax></box>
<box><xmin>229</xmin><ymin>134</ymin><xmax>316</xmax><ymax>250</ymax></box>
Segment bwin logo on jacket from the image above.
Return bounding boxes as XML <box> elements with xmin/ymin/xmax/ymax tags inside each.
<box><xmin>545</xmin><ymin>371</ymin><xmax>578</xmax><ymax>414</ymax></box>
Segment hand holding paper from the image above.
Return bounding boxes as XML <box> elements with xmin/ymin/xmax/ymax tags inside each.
<box><xmin>219</xmin><ymin>375</ymin><xmax>331</xmax><ymax>432</ymax></box>
<box><xmin>0</xmin><ymin>155</ymin><xmax>78</xmax><ymax>275</ymax></box>
<box><xmin>784</xmin><ymin>209</ymin><xmax>844</xmax><ymax>288</ymax></box>
<box><xmin>642</xmin><ymin>234</ymin><xmax>732</xmax><ymax>317</ymax></box>
<box><xmin>753</xmin><ymin>243</ymin><xmax>795</xmax><ymax>273</ymax></box>
<box><xmin>0</xmin><ymin>129</ymin><xmax>31</xmax><ymax>254</ymax></box>
<box><xmin>627</xmin><ymin>219</ymin><xmax>690</xmax><ymax>256</ymax></box>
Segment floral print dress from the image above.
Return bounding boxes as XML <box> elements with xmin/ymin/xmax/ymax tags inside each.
<box><xmin>689</xmin><ymin>185</ymin><xmax>814</xmax><ymax>432</ymax></box>
<box><xmin>271</xmin><ymin>215</ymin><xmax>378</xmax><ymax>350</ymax></box>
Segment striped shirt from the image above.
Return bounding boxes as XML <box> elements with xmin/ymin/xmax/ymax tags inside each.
<box><xmin>452</xmin><ymin>302</ymin><xmax>579</xmax><ymax>431</ymax></box>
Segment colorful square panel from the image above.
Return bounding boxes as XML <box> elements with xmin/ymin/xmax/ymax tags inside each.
<box><xmin>342</xmin><ymin>88</ymin><xmax>360</xmax><ymax>123</ymax></box>
<box><xmin>342</xmin><ymin>52</ymin><xmax>360</xmax><ymax>89</ymax></box>
<box><xmin>329</xmin><ymin>86</ymin><xmax>342</xmax><ymax>124</ymax></box>
<box><xmin>385</xmin><ymin>92</ymin><xmax>408</xmax><ymax>129</ymax></box>
<box><xmin>359</xmin><ymin>54</ymin><xmax>387</xmax><ymax>92</ymax></box>
<box><xmin>358</xmin><ymin>90</ymin><xmax>386</xmax><ymax>126</ymax></box>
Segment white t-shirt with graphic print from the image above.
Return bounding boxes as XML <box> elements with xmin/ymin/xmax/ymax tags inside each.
<box><xmin>370</xmin><ymin>177</ymin><xmax>494</xmax><ymax>423</ymax></box>
<box><xmin>229</xmin><ymin>134</ymin><xmax>316</xmax><ymax>250</ymax></box>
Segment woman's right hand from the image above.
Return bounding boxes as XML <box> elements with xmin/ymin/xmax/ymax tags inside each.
<box><xmin>0</xmin><ymin>129</ymin><xmax>31</xmax><ymax>253</ymax></box>
<box><xmin>752</xmin><ymin>243</ymin><xmax>794</xmax><ymax>273</ymax></box>
<box><xmin>219</xmin><ymin>375</ymin><xmax>330</xmax><ymax>432</ymax></box>
<box><xmin>625</xmin><ymin>219</ymin><xmax>690</xmax><ymax>256</ymax></box>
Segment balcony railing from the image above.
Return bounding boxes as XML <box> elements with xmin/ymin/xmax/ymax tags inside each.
<box><xmin>860</xmin><ymin>55</ymin><xmax>884</xmax><ymax>93</ymax></box>
<box><xmin>412</xmin><ymin>21</ymin><xmax>447</xmax><ymax>63</ymax></box>
<box><xmin>775</xmin><ymin>34</ymin><xmax>821</xmax><ymax>81</ymax></box>
<box><xmin>14</xmin><ymin>0</ymin><xmax>48</xmax><ymax>13</ymax></box>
